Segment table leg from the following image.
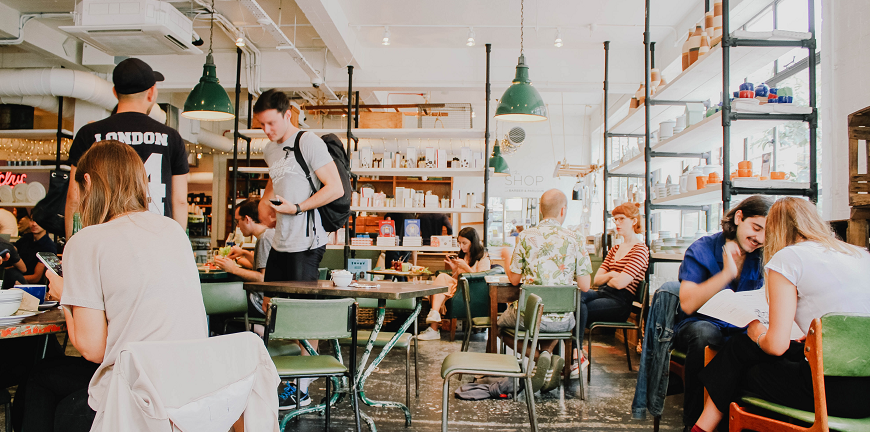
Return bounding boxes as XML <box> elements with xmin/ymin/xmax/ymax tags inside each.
<box><xmin>355</xmin><ymin>298</ymin><xmax>421</xmax><ymax>427</ymax></box>
<box><xmin>488</xmin><ymin>285</ymin><xmax>498</xmax><ymax>353</ymax></box>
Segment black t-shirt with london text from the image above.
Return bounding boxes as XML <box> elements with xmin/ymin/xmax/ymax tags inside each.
<box><xmin>68</xmin><ymin>112</ymin><xmax>189</xmax><ymax>218</ymax></box>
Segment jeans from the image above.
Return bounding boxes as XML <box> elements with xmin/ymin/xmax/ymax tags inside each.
<box><xmin>631</xmin><ymin>282</ymin><xmax>681</xmax><ymax>420</ymax></box>
<box><xmin>18</xmin><ymin>356</ymin><xmax>98</xmax><ymax>432</ymax></box>
<box><xmin>701</xmin><ymin>334</ymin><xmax>870</xmax><ymax>419</ymax></box>
<box><xmin>673</xmin><ymin>319</ymin><xmax>727</xmax><ymax>427</ymax></box>
<box><xmin>579</xmin><ymin>285</ymin><xmax>635</xmax><ymax>330</ymax></box>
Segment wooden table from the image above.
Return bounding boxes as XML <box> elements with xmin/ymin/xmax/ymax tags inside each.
<box><xmin>244</xmin><ymin>280</ymin><xmax>447</xmax><ymax>431</ymax></box>
<box><xmin>367</xmin><ymin>269</ymin><xmax>434</xmax><ymax>281</ymax></box>
<box><xmin>0</xmin><ymin>308</ymin><xmax>66</xmax><ymax>340</ymax></box>
<box><xmin>486</xmin><ymin>275</ymin><xmax>521</xmax><ymax>353</ymax></box>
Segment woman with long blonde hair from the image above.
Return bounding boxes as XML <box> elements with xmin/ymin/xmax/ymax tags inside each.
<box><xmin>691</xmin><ymin>197</ymin><xmax>870</xmax><ymax>431</ymax></box>
<box><xmin>18</xmin><ymin>140</ymin><xmax>208</xmax><ymax>431</ymax></box>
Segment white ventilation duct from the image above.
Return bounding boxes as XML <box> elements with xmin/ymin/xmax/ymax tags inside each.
<box><xmin>194</xmin><ymin>128</ymin><xmax>234</xmax><ymax>152</ymax></box>
<box><xmin>0</xmin><ymin>95</ymin><xmax>75</xmax><ymax>118</ymax></box>
<box><xmin>188</xmin><ymin>172</ymin><xmax>213</xmax><ymax>184</ymax></box>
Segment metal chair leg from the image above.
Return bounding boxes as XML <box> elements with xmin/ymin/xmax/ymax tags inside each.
<box><xmin>653</xmin><ymin>415</ymin><xmax>660</xmax><ymax>431</ymax></box>
<box><xmin>325</xmin><ymin>376</ymin><xmax>331</xmax><ymax>432</ymax></box>
<box><xmin>523</xmin><ymin>377</ymin><xmax>539</xmax><ymax>432</ymax></box>
<box><xmin>349</xmin><ymin>372</ymin><xmax>361</xmax><ymax>432</ymax></box>
<box><xmin>576</xmin><ymin>335</ymin><xmax>586</xmax><ymax>400</ymax></box>
<box><xmin>623</xmin><ymin>329</ymin><xmax>632</xmax><ymax>371</ymax></box>
<box><xmin>405</xmin><ymin>344</ymin><xmax>411</xmax><ymax>408</ymax></box>
<box><xmin>587</xmin><ymin>327</ymin><xmax>593</xmax><ymax>384</ymax></box>
<box><xmin>441</xmin><ymin>376</ymin><xmax>451</xmax><ymax>432</ymax></box>
<box><xmin>413</xmin><ymin>321</ymin><xmax>420</xmax><ymax>397</ymax></box>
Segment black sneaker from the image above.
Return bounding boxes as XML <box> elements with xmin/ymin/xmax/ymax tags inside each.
<box><xmin>278</xmin><ymin>381</ymin><xmax>311</xmax><ymax>409</ymax></box>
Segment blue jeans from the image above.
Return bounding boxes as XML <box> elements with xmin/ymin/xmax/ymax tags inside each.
<box><xmin>579</xmin><ymin>285</ymin><xmax>635</xmax><ymax>330</ymax></box>
<box><xmin>673</xmin><ymin>319</ymin><xmax>725</xmax><ymax>427</ymax></box>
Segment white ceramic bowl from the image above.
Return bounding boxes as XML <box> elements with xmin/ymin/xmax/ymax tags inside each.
<box><xmin>332</xmin><ymin>275</ymin><xmax>353</xmax><ymax>287</ymax></box>
<box><xmin>0</xmin><ymin>290</ymin><xmax>23</xmax><ymax>316</ymax></box>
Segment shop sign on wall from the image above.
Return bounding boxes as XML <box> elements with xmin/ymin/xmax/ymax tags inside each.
<box><xmin>491</xmin><ymin>170</ymin><xmax>551</xmax><ymax>198</ymax></box>
<box><xmin>0</xmin><ymin>172</ymin><xmax>27</xmax><ymax>186</ymax></box>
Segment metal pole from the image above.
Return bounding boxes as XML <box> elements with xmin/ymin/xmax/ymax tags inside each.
<box><xmin>232</xmin><ymin>47</ymin><xmax>242</xmax><ymax>223</ymax></box>
<box><xmin>345</xmin><ymin>65</ymin><xmax>354</xmax><ymax>264</ymax></box>
<box><xmin>722</xmin><ymin>0</ymin><xmax>732</xmax><ymax>213</ymax></box>
<box><xmin>246</xmin><ymin>93</ymin><xmax>252</xmax><ymax>196</ymax></box>
<box><xmin>643</xmin><ymin>0</ymin><xmax>652</xmax><ymax>247</ymax></box>
<box><xmin>807</xmin><ymin>0</ymin><xmax>818</xmax><ymax>203</ymax></box>
<box><xmin>355</xmin><ymin>90</ymin><xmax>360</xmax><ymax>129</ymax></box>
<box><xmin>483</xmin><ymin>43</ymin><xmax>491</xmax><ymax>249</ymax></box>
<box><xmin>603</xmin><ymin>40</ymin><xmax>610</xmax><ymax>258</ymax></box>
<box><xmin>55</xmin><ymin>96</ymin><xmax>63</xmax><ymax>170</ymax></box>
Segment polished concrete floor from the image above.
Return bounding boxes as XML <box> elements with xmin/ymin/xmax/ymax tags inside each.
<box><xmin>281</xmin><ymin>328</ymin><xmax>685</xmax><ymax>432</ymax></box>
<box><xmin>1</xmin><ymin>329</ymin><xmax>685</xmax><ymax>432</ymax></box>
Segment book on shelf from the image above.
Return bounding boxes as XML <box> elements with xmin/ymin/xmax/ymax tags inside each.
<box><xmin>404</xmin><ymin>219</ymin><xmax>421</xmax><ymax>237</ymax></box>
<box><xmin>378</xmin><ymin>220</ymin><xmax>396</xmax><ymax>238</ymax></box>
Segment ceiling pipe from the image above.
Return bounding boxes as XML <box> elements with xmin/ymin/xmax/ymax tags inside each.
<box><xmin>0</xmin><ymin>95</ymin><xmax>75</xmax><ymax>118</ymax></box>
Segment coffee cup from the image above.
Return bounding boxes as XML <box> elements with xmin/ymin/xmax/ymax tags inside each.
<box><xmin>15</xmin><ymin>284</ymin><xmax>46</xmax><ymax>304</ymax></box>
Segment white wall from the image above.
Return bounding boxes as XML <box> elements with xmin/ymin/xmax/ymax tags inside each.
<box><xmin>820</xmin><ymin>0</ymin><xmax>870</xmax><ymax>221</ymax></box>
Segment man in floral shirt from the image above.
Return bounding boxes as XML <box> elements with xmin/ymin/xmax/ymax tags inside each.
<box><xmin>501</xmin><ymin>189</ymin><xmax>592</xmax><ymax>393</ymax></box>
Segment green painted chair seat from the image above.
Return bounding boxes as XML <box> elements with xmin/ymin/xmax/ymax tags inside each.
<box><xmin>267</xmin><ymin>339</ymin><xmax>301</xmax><ymax>357</ymax></box>
<box><xmin>590</xmin><ymin>320</ymin><xmax>636</xmax><ymax>328</ymax></box>
<box><xmin>339</xmin><ymin>331</ymin><xmax>412</xmax><ymax>349</ymax></box>
<box><xmin>500</xmin><ymin>327</ymin><xmax>573</xmax><ymax>340</ymax></box>
<box><xmin>441</xmin><ymin>352</ymin><xmax>521</xmax><ymax>378</ymax></box>
<box><xmin>671</xmin><ymin>350</ymin><xmax>686</xmax><ymax>361</ymax></box>
<box><xmin>740</xmin><ymin>396</ymin><xmax>870</xmax><ymax>432</ymax></box>
<box><xmin>471</xmin><ymin>317</ymin><xmax>491</xmax><ymax>327</ymax></box>
<box><xmin>272</xmin><ymin>355</ymin><xmax>348</xmax><ymax>377</ymax></box>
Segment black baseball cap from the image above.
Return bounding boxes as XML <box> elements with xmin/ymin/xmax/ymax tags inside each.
<box><xmin>113</xmin><ymin>58</ymin><xmax>165</xmax><ymax>95</ymax></box>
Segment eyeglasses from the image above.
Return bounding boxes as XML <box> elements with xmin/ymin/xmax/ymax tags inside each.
<box><xmin>612</xmin><ymin>216</ymin><xmax>627</xmax><ymax>224</ymax></box>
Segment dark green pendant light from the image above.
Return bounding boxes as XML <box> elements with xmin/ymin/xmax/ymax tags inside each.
<box><xmin>182</xmin><ymin>0</ymin><xmax>234</xmax><ymax>121</ymax></box>
<box><xmin>495</xmin><ymin>0</ymin><xmax>547</xmax><ymax>122</ymax></box>
<box><xmin>489</xmin><ymin>140</ymin><xmax>511</xmax><ymax>176</ymax></box>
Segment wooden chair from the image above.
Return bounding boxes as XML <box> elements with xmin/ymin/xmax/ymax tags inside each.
<box><xmin>587</xmin><ymin>281</ymin><xmax>649</xmax><ymax>383</ymax></box>
<box><xmin>729</xmin><ymin>313</ymin><xmax>870</xmax><ymax>432</ymax></box>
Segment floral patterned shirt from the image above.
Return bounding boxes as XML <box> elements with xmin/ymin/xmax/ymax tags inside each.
<box><xmin>510</xmin><ymin>219</ymin><xmax>592</xmax><ymax>285</ymax></box>
<box><xmin>509</xmin><ymin>219</ymin><xmax>592</xmax><ymax>321</ymax></box>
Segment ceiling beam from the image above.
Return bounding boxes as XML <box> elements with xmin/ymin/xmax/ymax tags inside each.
<box><xmin>296</xmin><ymin>0</ymin><xmax>360</xmax><ymax>69</ymax></box>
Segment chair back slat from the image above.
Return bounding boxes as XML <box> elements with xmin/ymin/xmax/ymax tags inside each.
<box><xmin>519</xmin><ymin>285</ymin><xmax>577</xmax><ymax>314</ymax></box>
<box><xmin>635</xmin><ymin>281</ymin><xmax>649</xmax><ymax>306</ymax></box>
<box><xmin>268</xmin><ymin>298</ymin><xmax>356</xmax><ymax>341</ymax></box>
<box><xmin>819</xmin><ymin>313</ymin><xmax>870</xmax><ymax>377</ymax></box>
<box><xmin>200</xmin><ymin>282</ymin><xmax>248</xmax><ymax>315</ymax></box>
<box><xmin>462</xmin><ymin>270</ymin><xmax>498</xmax><ymax>318</ymax></box>
<box><xmin>520</xmin><ymin>293</ymin><xmax>544</xmax><ymax>376</ymax></box>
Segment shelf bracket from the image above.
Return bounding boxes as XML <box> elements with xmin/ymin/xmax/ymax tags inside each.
<box><xmin>649</xmin><ymin>99</ymin><xmax>708</xmax><ymax>106</ymax></box>
<box><xmin>726</xmin><ymin>37</ymin><xmax>811</xmax><ymax>48</ymax></box>
<box><xmin>729</xmin><ymin>186</ymin><xmax>815</xmax><ymax>198</ymax></box>
<box><xmin>606</xmin><ymin>173</ymin><xmax>646</xmax><ymax>179</ymax></box>
<box><xmin>650</xmin><ymin>151</ymin><xmax>711</xmax><ymax>160</ymax></box>
<box><xmin>606</xmin><ymin>132</ymin><xmax>646</xmax><ymax>138</ymax></box>
<box><xmin>651</xmin><ymin>204</ymin><xmax>710</xmax><ymax>211</ymax></box>
<box><xmin>730</xmin><ymin>112</ymin><xmax>814</xmax><ymax>122</ymax></box>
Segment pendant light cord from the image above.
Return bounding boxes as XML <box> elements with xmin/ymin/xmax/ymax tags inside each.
<box><xmin>208</xmin><ymin>0</ymin><xmax>215</xmax><ymax>55</ymax></box>
<box><xmin>520</xmin><ymin>0</ymin><xmax>524</xmax><ymax>56</ymax></box>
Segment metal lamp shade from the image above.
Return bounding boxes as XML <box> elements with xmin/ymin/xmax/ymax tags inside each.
<box><xmin>495</xmin><ymin>54</ymin><xmax>547</xmax><ymax>122</ymax></box>
<box><xmin>182</xmin><ymin>54</ymin><xmax>235</xmax><ymax>121</ymax></box>
<box><xmin>489</xmin><ymin>142</ymin><xmax>510</xmax><ymax>176</ymax></box>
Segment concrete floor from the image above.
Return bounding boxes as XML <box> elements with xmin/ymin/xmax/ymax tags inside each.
<box><xmin>1</xmin><ymin>329</ymin><xmax>685</xmax><ymax>432</ymax></box>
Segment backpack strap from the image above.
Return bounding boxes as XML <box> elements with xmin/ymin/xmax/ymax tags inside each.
<box><xmin>290</xmin><ymin>131</ymin><xmax>317</xmax><ymax>238</ymax></box>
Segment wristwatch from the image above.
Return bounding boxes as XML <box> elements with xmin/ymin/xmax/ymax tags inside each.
<box><xmin>294</xmin><ymin>203</ymin><xmax>302</xmax><ymax>215</ymax></box>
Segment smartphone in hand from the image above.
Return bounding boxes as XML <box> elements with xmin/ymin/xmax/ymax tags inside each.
<box><xmin>269</xmin><ymin>199</ymin><xmax>282</xmax><ymax>206</ymax></box>
<box><xmin>37</xmin><ymin>252</ymin><xmax>63</xmax><ymax>277</ymax></box>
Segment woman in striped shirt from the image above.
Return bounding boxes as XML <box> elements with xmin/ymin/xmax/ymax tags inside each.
<box><xmin>579</xmin><ymin>202</ymin><xmax>649</xmax><ymax>357</ymax></box>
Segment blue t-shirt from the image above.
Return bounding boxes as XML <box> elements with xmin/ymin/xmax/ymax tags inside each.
<box><xmin>675</xmin><ymin>232</ymin><xmax>764</xmax><ymax>332</ymax></box>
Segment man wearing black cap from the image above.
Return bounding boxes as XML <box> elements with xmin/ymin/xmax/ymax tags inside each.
<box><xmin>65</xmin><ymin>58</ymin><xmax>189</xmax><ymax>237</ymax></box>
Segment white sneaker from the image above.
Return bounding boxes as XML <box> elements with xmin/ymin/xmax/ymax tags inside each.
<box><xmin>569</xmin><ymin>357</ymin><xmax>590</xmax><ymax>380</ymax></box>
<box><xmin>425</xmin><ymin>309</ymin><xmax>442</xmax><ymax>324</ymax></box>
<box><xmin>417</xmin><ymin>328</ymin><xmax>441</xmax><ymax>341</ymax></box>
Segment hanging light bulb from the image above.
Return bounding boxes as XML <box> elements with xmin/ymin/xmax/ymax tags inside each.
<box><xmin>235</xmin><ymin>28</ymin><xmax>245</xmax><ymax>47</ymax></box>
<box><xmin>466</xmin><ymin>27</ymin><xmax>475</xmax><ymax>47</ymax></box>
<box><xmin>554</xmin><ymin>27</ymin><xmax>563</xmax><ymax>47</ymax></box>
<box><xmin>471</xmin><ymin>110</ymin><xmax>476</xmax><ymax>118</ymax></box>
<box><xmin>382</xmin><ymin>26</ymin><xmax>391</xmax><ymax>46</ymax></box>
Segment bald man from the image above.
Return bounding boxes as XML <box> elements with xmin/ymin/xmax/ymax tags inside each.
<box><xmin>501</xmin><ymin>189</ymin><xmax>592</xmax><ymax>393</ymax></box>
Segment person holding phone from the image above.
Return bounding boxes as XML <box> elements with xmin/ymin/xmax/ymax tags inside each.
<box><xmin>16</xmin><ymin>140</ymin><xmax>207</xmax><ymax>431</ymax></box>
<box><xmin>417</xmin><ymin>227</ymin><xmax>490</xmax><ymax>341</ymax></box>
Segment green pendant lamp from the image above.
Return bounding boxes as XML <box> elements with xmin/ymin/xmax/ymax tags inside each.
<box><xmin>489</xmin><ymin>140</ymin><xmax>511</xmax><ymax>176</ymax></box>
<box><xmin>182</xmin><ymin>0</ymin><xmax>234</xmax><ymax>121</ymax></box>
<box><xmin>495</xmin><ymin>0</ymin><xmax>547</xmax><ymax>122</ymax></box>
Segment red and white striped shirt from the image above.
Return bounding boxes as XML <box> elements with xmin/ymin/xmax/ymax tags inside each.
<box><xmin>600</xmin><ymin>243</ymin><xmax>650</xmax><ymax>294</ymax></box>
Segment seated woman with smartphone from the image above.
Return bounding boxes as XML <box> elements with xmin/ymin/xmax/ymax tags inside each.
<box><xmin>417</xmin><ymin>227</ymin><xmax>490</xmax><ymax>341</ymax></box>
<box><xmin>15</xmin><ymin>140</ymin><xmax>208</xmax><ymax>431</ymax></box>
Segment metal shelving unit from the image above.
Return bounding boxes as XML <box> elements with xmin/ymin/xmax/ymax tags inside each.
<box><xmin>602</xmin><ymin>0</ymin><xmax>818</xmax><ymax>264</ymax></box>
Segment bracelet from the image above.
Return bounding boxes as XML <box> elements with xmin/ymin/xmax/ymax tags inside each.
<box><xmin>756</xmin><ymin>331</ymin><xmax>767</xmax><ymax>348</ymax></box>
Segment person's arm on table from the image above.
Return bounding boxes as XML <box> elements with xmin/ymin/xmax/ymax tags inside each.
<box><xmin>678</xmin><ymin>242</ymin><xmax>739</xmax><ymax>315</ymax></box>
<box><xmin>171</xmin><ymin>174</ymin><xmax>188</xmax><ymax>229</ymax></box>
<box><xmin>46</xmin><ymin>272</ymin><xmax>108</xmax><ymax>363</ymax></box>
<box><xmin>215</xmin><ymin>256</ymin><xmax>265</xmax><ymax>282</ymax></box>
<box><xmin>746</xmin><ymin>270</ymin><xmax>798</xmax><ymax>356</ymax></box>
<box><xmin>227</xmin><ymin>246</ymin><xmax>255</xmax><ymax>269</ymax></box>
<box><xmin>65</xmin><ymin>166</ymin><xmax>79</xmax><ymax>239</ymax></box>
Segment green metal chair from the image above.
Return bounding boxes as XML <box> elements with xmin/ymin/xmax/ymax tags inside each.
<box><xmin>501</xmin><ymin>284</ymin><xmax>585</xmax><ymax>400</ymax></box>
<box><xmin>201</xmin><ymin>282</ymin><xmax>299</xmax><ymax>358</ymax></box>
<box><xmin>457</xmin><ymin>269</ymin><xmax>503</xmax><ymax>352</ymax></box>
<box><xmin>338</xmin><ymin>298</ymin><xmax>419</xmax><ymax>409</ymax></box>
<box><xmin>319</xmin><ymin>267</ymin><xmax>329</xmax><ymax>280</ymax></box>
<box><xmin>441</xmin><ymin>293</ymin><xmax>545</xmax><ymax>432</ymax></box>
<box><xmin>729</xmin><ymin>313</ymin><xmax>870</xmax><ymax>432</ymax></box>
<box><xmin>587</xmin><ymin>281</ymin><xmax>649</xmax><ymax>383</ymax></box>
<box><xmin>265</xmin><ymin>298</ymin><xmax>361</xmax><ymax>432</ymax></box>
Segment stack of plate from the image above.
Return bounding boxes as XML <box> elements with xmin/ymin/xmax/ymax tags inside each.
<box><xmin>667</xmin><ymin>184</ymin><xmax>681</xmax><ymax>196</ymax></box>
<box><xmin>0</xmin><ymin>289</ymin><xmax>23</xmax><ymax>317</ymax></box>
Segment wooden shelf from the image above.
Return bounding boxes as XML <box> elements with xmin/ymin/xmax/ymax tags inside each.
<box><xmin>608</xmin><ymin>114</ymin><xmax>799</xmax><ymax>175</ymax></box>
<box><xmin>0</xmin><ymin>165</ymin><xmax>71</xmax><ymax>172</ymax></box>
<box><xmin>609</xmin><ymin>41</ymin><xmax>803</xmax><ymax>135</ymax></box>
<box><xmin>351</xmin><ymin>206</ymin><xmax>482</xmax><ymax>214</ymax></box>
<box><xmin>353</xmin><ymin>168</ymin><xmax>483</xmax><ymax>177</ymax></box>
<box><xmin>652</xmin><ymin>184</ymin><xmax>722</xmax><ymax>206</ymax></box>
<box><xmin>0</xmin><ymin>202</ymin><xmax>38</xmax><ymax>207</ymax></box>
<box><xmin>0</xmin><ymin>129</ymin><xmax>73</xmax><ymax>140</ymax></box>
<box><xmin>326</xmin><ymin>245</ymin><xmax>460</xmax><ymax>252</ymax></box>
<box><xmin>239</xmin><ymin>128</ymin><xmax>487</xmax><ymax>140</ymax></box>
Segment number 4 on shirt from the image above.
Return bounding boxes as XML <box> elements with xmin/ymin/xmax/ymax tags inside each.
<box><xmin>144</xmin><ymin>153</ymin><xmax>165</xmax><ymax>215</ymax></box>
